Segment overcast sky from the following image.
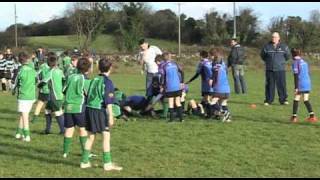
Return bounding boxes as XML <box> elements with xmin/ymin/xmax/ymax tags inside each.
<box><xmin>0</xmin><ymin>2</ymin><xmax>319</xmax><ymax>31</ymax></box>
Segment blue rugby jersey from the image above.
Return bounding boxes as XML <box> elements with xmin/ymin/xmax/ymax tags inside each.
<box><xmin>292</xmin><ymin>57</ymin><xmax>311</xmax><ymax>92</ymax></box>
<box><xmin>124</xmin><ymin>95</ymin><xmax>148</xmax><ymax>110</ymax></box>
<box><xmin>198</xmin><ymin>59</ymin><xmax>214</xmax><ymax>93</ymax></box>
<box><xmin>159</xmin><ymin>60</ymin><xmax>183</xmax><ymax>93</ymax></box>
<box><xmin>211</xmin><ymin>60</ymin><xmax>230</xmax><ymax>93</ymax></box>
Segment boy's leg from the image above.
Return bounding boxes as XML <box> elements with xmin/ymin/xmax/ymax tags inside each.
<box><xmin>44</xmin><ymin>109</ymin><xmax>52</xmax><ymax>134</ymax></box>
<box><xmin>102</xmin><ymin>130</ymin><xmax>122</xmax><ymax>171</ymax></box>
<box><xmin>168</xmin><ymin>97</ymin><xmax>175</xmax><ymax>122</ymax></box>
<box><xmin>209</xmin><ymin>97</ymin><xmax>220</xmax><ymax>119</ymax></box>
<box><xmin>292</xmin><ymin>94</ymin><xmax>300</xmax><ymax>120</ymax></box>
<box><xmin>81</xmin><ymin>132</ymin><xmax>95</xmax><ymax>167</ymax></box>
<box><xmin>221</xmin><ymin>99</ymin><xmax>231</xmax><ymax>122</ymax></box>
<box><xmin>161</xmin><ymin>99</ymin><xmax>169</xmax><ymax>119</ymax></box>
<box><xmin>303</xmin><ymin>94</ymin><xmax>316</xmax><ymax>121</ymax></box>
<box><xmin>79</xmin><ymin>127</ymin><xmax>88</xmax><ymax>154</ymax></box>
<box><xmin>22</xmin><ymin>112</ymin><xmax>31</xmax><ymax>141</ymax></box>
<box><xmin>15</xmin><ymin>115</ymin><xmax>23</xmax><ymax>139</ymax></box>
<box><xmin>55</xmin><ymin>109</ymin><xmax>65</xmax><ymax>134</ymax></box>
<box><xmin>174</xmin><ymin>96</ymin><xmax>183</xmax><ymax>122</ymax></box>
<box><xmin>63</xmin><ymin>114</ymin><xmax>74</xmax><ymax>157</ymax></box>
<box><xmin>32</xmin><ymin>100</ymin><xmax>45</xmax><ymax>123</ymax></box>
<box><xmin>1</xmin><ymin>78</ymin><xmax>7</xmax><ymax>91</ymax></box>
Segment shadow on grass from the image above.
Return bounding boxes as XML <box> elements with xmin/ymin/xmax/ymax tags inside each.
<box><xmin>0</xmin><ymin>108</ymin><xmax>18</xmax><ymax>115</ymax></box>
<box><xmin>0</xmin><ymin>140</ymin><xmax>78</xmax><ymax>167</ymax></box>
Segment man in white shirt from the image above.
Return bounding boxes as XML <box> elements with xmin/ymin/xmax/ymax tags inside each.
<box><xmin>138</xmin><ymin>39</ymin><xmax>162</xmax><ymax>101</ymax></box>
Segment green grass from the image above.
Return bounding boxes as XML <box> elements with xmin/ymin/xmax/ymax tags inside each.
<box><xmin>25</xmin><ymin>34</ymin><xmax>191</xmax><ymax>54</ymax></box>
<box><xmin>1</xmin><ymin>68</ymin><xmax>320</xmax><ymax>177</ymax></box>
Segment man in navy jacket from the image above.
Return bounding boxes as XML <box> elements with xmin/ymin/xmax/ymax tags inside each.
<box><xmin>260</xmin><ymin>32</ymin><xmax>291</xmax><ymax>106</ymax></box>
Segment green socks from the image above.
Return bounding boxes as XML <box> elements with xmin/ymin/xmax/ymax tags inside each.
<box><xmin>63</xmin><ymin>137</ymin><xmax>72</xmax><ymax>154</ymax></box>
<box><xmin>103</xmin><ymin>152</ymin><xmax>112</xmax><ymax>164</ymax></box>
<box><xmin>79</xmin><ymin>136</ymin><xmax>87</xmax><ymax>153</ymax></box>
<box><xmin>31</xmin><ymin>115</ymin><xmax>38</xmax><ymax>124</ymax></box>
<box><xmin>81</xmin><ymin>150</ymin><xmax>90</xmax><ymax>163</ymax></box>
<box><xmin>22</xmin><ymin>128</ymin><xmax>30</xmax><ymax>137</ymax></box>
<box><xmin>16</xmin><ymin>128</ymin><xmax>23</xmax><ymax>135</ymax></box>
<box><xmin>161</xmin><ymin>103</ymin><xmax>169</xmax><ymax>118</ymax></box>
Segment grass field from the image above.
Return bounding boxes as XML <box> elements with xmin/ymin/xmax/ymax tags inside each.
<box><xmin>1</xmin><ymin>68</ymin><xmax>320</xmax><ymax>177</ymax></box>
<box><xmin>25</xmin><ymin>35</ymin><xmax>192</xmax><ymax>54</ymax></box>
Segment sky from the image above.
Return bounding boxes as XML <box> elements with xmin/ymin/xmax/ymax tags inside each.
<box><xmin>0</xmin><ymin>2</ymin><xmax>319</xmax><ymax>31</ymax></box>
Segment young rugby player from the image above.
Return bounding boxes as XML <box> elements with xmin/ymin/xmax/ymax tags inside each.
<box><xmin>80</xmin><ymin>58</ymin><xmax>122</xmax><ymax>171</ymax></box>
<box><xmin>186</xmin><ymin>50</ymin><xmax>214</xmax><ymax>118</ymax></box>
<box><xmin>159</xmin><ymin>52</ymin><xmax>184</xmax><ymax>122</ymax></box>
<box><xmin>13</xmin><ymin>52</ymin><xmax>37</xmax><ymax>142</ymax></box>
<box><xmin>290</xmin><ymin>48</ymin><xmax>317</xmax><ymax>123</ymax></box>
<box><xmin>39</xmin><ymin>54</ymin><xmax>65</xmax><ymax>134</ymax></box>
<box><xmin>209</xmin><ymin>48</ymin><xmax>232</xmax><ymax>122</ymax></box>
<box><xmin>63</xmin><ymin>57</ymin><xmax>92</xmax><ymax>158</ymax></box>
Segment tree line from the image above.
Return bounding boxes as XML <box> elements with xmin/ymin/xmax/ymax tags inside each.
<box><xmin>1</xmin><ymin>2</ymin><xmax>320</xmax><ymax>53</ymax></box>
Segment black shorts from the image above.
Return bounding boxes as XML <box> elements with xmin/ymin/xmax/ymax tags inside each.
<box><xmin>46</xmin><ymin>100</ymin><xmax>63</xmax><ymax>112</ymax></box>
<box><xmin>165</xmin><ymin>90</ymin><xmax>182</xmax><ymax>98</ymax></box>
<box><xmin>4</xmin><ymin>71</ymin><xmax>12</xmax><ymax>80</ymax></box>
<box><xmin>297</xmin><ymin>91</ymin><xmax>310</xmax><ymax>94</ymax></box>
<box><xmin>213</xmin><ymin>92</ymin><xmax>230</xmax><ymax>99</ymax></box>
<box><xmin>64</xmin><ymin>113</ymin><xmax>86</xmax><ymax>128</ymax></box>
<box><xmin>0</xmin><ymin>70</ymin><xmax>4</xmax><ymax>79</ymax></box>
<box><xmin>85</xmin><ymin>107</ymin><xmax>109</xmax><ymax>134</ymax></box>
<box><xmin>191</xmin><ymin>107</ymin><xmax>202</xmax><ymax>116</ymax></box>
<box><xmin>202</xmin><ymin>92</ymin><xmax>214</xmax><ymax>96</ymax></box>
<box><xmin>38</xmin><ymin>93</ymin><xmax>49</xmax><ymax>102</ymax></box>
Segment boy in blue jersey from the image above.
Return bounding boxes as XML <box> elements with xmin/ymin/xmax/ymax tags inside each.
<box><xmin>159</xmin><ymin>52</ymin><xmax>184</xmax><ymax>122</ymax></box>
<box><xmin>209</xmin><ymin>48</ymin><xmax>231</xmax><ymax>122</ymax></box>
<box><xmin>186</xmin><ymin>50</ymin><xmax>214</xmax><ymax>118</ymax></box>
<box><xmin>290</xmin><ymin>48</ymin><xmax>317</xmax><ymax>123</ymax></box>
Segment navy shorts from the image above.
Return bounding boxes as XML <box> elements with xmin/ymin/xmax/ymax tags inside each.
<box><xmin>202</xmin><ymin>92</ymin><xmax>214</xmax><ymax>96</ymax></box>
<box><xmin>38</xmin><ymin>93</ymin><xmax>49</xmax><ymax>102</ymax></box>
<box><xmin>213</xmin><ymin>92</ymin><xmax>230</xmax><ymax>99</ymax></box>
<box><xmin>64</xmin><ymin>113</ymin><xmax>86</xmax><ymax>128</ymax></box>
<box><xmin>85</xmin><ymin>107</ymin><xmax>109</xmax><ymax>134</ymax></box>
<box><xmin>165</xmin><ymin>90</ymin><xmax>182</xmax><ymax>98</ymax></box>
<box><xmin>297</xmin><ymin>91</ymin><xmax>310</xmax><ymax>94</ymax></box>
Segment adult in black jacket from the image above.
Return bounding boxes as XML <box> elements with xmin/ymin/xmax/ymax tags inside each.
<box><xmin>260</xmin><ymin>32</ymin><xmax>290</xmax><ymax>105</ymax></box>
<box><xmin>227</xmin><ymin>38</ymin><xmax>247</xmax><ymax>94</ymax></box>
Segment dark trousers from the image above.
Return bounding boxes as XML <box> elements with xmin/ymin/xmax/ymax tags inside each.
<box><xmin>265</xmin><ymin>70</ymin><xmax>288</xmax><ymax>104</ymax></box>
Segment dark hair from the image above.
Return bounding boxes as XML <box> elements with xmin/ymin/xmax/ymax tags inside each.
<box><xmin>138</xmin><ymin>38</ymin><xmax>147</xmax><ymax>45</ymax></box>
<box><xmin>71</xmin><ymin>55</ymin><xmax>79</xmax><ymax>61</ymax></box>
<box><xmin>18</xmin><ymin>52</ymin><xmax>29</xmax><ymax>64</ymax></box>
<box><xmin>77</xmin><ymin>57</ymin><xmax>91</xmax><ymax>74</ymax></box>
<box><xmin>200</xmin><ymin>50</ymin><xmax>208</xmax><ymax>58</ymax></box>
<box><xmin>209</xmin><ymin>48</ymin><xmax>224</xmax><ymax>61</ymax></box>
<box><xmin>155</xmin><ymin>54</ymin><xmax>163</xmax><ymax>63</ymax></box>
<box><xmin>291</xmin><ymin>48</ymin><xmax>302</xmax><ymax>57</ymax></box>
<box><xmin>47</xmin><ymin>55</ymin><xmax>58</xmax><ymax>67</ymax></box>
<box><xmin>114</xmin><ymin>87</ymin><xmax>119</xmax><ymax>91</ymax></box>
<box><xmin>162</xmin><ymin>52</ymin><xmax>171</xmax><ymax>60</ymax></box>
<box><xmin>64</xmin><ymin>50</ymin><xmax>70</xmax><ymax>56</ymax></box>
<box><xmin>98</xmin><ymin>58</ymin><xmax>112</xmax><ymax>73</ymax></box>
<box><xmin>47</xmin><ymin>51</ymin><xmax>56</xmax><ymax>58</ymax></box>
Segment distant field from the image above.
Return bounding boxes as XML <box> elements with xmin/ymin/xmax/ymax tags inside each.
<box><xmin>25</xmin><ymin>35</ymin><xmax>192</xmax><ymax>54</ymax></box>
<box><xmin>1</xmin><ymin>68</ymin><xmax>320</xmax><ymax>177</ymax></box>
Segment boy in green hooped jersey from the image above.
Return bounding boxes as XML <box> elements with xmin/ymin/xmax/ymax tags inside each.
<box><xmin>39</xmin><ymin>54</ymin><xmax>65</xmax><ymax>134</ymax></box>
<box><xmin>13</xmin><ymin>52</ymin><xmax>37</xmax><ymax>142</ymax></box>
<box><xmin>31</xmin><ymin>53</ymin><xmax>53</xmax><ymax>124</ymax></box>
<box><xmin>80</xmin><ymin>58</ymin><xmax>122</xmax><ymax>171</ymax></box>
<box><xmin>62</xmin><ymin>57</ymin><xmax>92</xmax><ymax>158</ymax></box>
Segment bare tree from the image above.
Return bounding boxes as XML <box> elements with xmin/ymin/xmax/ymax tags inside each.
<box><xmin>67</xmin><ymin>2</ymin><xmax>108</xmax><ymax>51</ymax></box>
